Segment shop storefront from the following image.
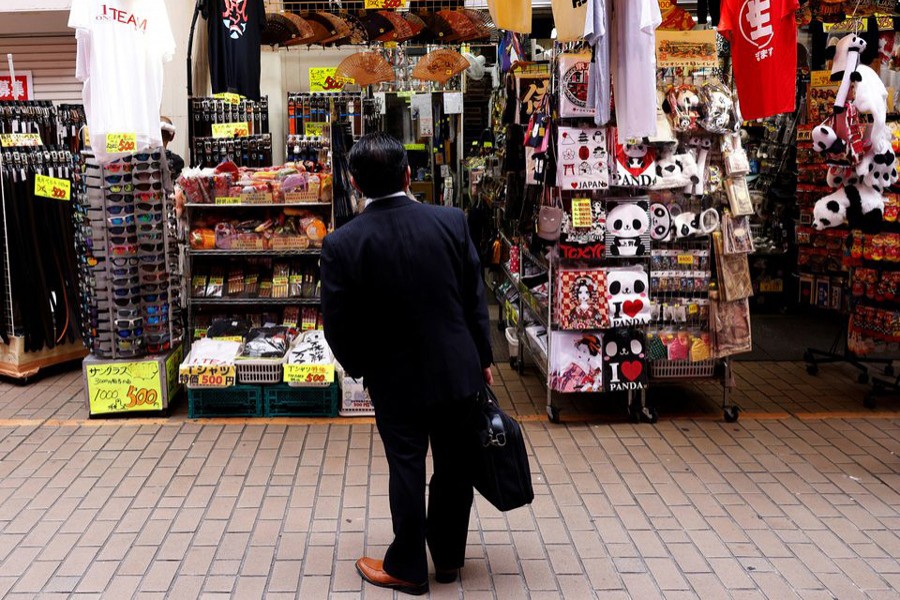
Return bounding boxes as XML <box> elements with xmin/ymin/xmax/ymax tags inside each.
<box><xmin>1</xmin><ymin>0</ymin><xmax>899</xmax><ymax>417</ymax></box>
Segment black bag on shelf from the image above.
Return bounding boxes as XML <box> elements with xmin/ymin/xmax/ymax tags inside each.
<box><xmin>469</xmin><ymin>386</ymin><xmax>534</xmax><ymax>512</ymax></box>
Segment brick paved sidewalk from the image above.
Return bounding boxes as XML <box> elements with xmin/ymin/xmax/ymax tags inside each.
<box><xmin>1</xmin><ymin>364</ymin><xmax>900</xmax><ymax>598</ymax></box>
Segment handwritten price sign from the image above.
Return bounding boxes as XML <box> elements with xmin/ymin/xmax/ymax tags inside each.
<box><xmin>571</xmin><ymin>198</ymin><xmax>592</xmax><ymax>228</ymax></box>
<box><xmin>0</xmin><ymin>133</ymin><xmax>42</xmax><ymax>147</ymax></box>
<box><xmin>304</xmin><ymin>121</ymin><xmax>328</xmax><ymax>137</ymax></box>
<box><xmin>309</xmin><ymin>67</ymin><xmax>352</xmax><ymax>93</ymax></box>
<box><xmin>34</xmin><ymin>174</ymin><xmax>71</xmax><ymax>201</ymax></box>
<box><xmin>213</xmin><ymin>92</ymin><xmax>243</xmax><ymax>104</ymax></box>
<box><xmin>106</xmin><ymin>132</ymin><xmax>137</xmax><ymax>154</ymax></box>
<box><xmin>211</xmin><ymin>122</ymin><xmax>250</xmax><ymax>138</ymax></box>
<box><xmin>86</xmin><ymin>360</ymin><xmax>164</xmax><ymax>415</ymax></box>
<box><xmin>364</xmin><ymin>0</ymin><xmax>405</xmax><ymax>7</ymax></box>
<box><xmin>179</xmin><ymin>364</ymin><xmax>236</xmax><ymax>388</ymax></box>
<box><xmin>284</xmin><ymin>363</ymin><xmax>335</xmax><ymax>385</ymax></box>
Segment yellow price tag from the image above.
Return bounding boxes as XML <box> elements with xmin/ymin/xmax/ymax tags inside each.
<box><xmin>304</xmin><ymin>121</ymin><xmax>329</xmax><ymax>137</ymax></box>
<box><xmin>688</xmin><ymin>304</ymin><xmax>699</xmax><ymax>315</ymax></box>
<box><xmin>283</xmin><ymin>363</ymin><xmax>335</xmax><ymax>384</ymax></box>
<box><xmin>0</xmin><ymin>133</ymin><xmax>42</xmax><ymax>147</ymax></box>
<box><xmin>571</xmin><ymin>198</ymin><xmax>592</xmax><ymax>228</ymax></box>
<box><xmin>86</xmin><ymin>360</ymin><xmax>164</xmax><ymax>415</ymax></box>
<box><xmin>211</xmin><ymin>122</ymin><xmax>249</xmax><ymax>138</ymax></box>
<box><xmin>213</xmin><ymin>336</ymin><xmax>244</xmax><ymax>343</ymax></box>
<box><xmin>810</xmin><ymin>70</ymin><xmax>833</xmax><ymax>88</ymax></box>
<box><xmin>364</xmin><ymin>0</ymin><xmax>406</xmax><ymax>9</ymax></box>
<box><xmin>213</xmin><ymin>92</ymin><xmax>243</xmax><ymax>104</ymax></box>
<box><xmin>404</xmin><ymin>143</ymin><xmax>426</xmax><ymax>151</ymax></box>
<box><xmin>384</xmin><ymin>41</ymin><xmax>398</xmax><ymax>49</ymax></box>
<box><xmin>106</xmin><ymin>132</ymin><xmax>137</xmax><ymax>154</ymax></box>
<box><xmin>677</xmin><ymin>254</ymin><xmax>694</xmax><ymax>266</ymax></box>
<box><xmin>178</xmin><ymin>364</ymin><xmax>236</xmax><ymax>388</ymax></box>
<box><xmin>34</xmin><ymin>174</ymin><xmax>71</xmax><ymax>201</ymax></box>
<box><xmin>215</xmin><ymin>197</ymin><xmax>241</xmax><ymax>205</ymax></box>
<box><xmin>308</xmin><ymin>67</ymin><xmax>349</xmax><ymax>93</ymax></box>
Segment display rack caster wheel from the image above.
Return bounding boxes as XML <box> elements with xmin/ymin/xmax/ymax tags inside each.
<box><xmin>640</xmin><ymin>406</ymin><xmax>659</xmax><ymax>424</ymax></box>
<box><xmin>885</xmin><ymin>365</ymin><xmax>895</xmax><ymax>377</ymax></box>
<box><xmin>509</xmin><ymin>357</ymin><xmax>518</xmax><ymax>370</ymax></box>
<box><xmin>864</xmin><ymin>394</ymin><xmax>877</xmax><ymax>410</ymax></box>
<box><xmin>547</xmin><ymin>406</ymin><xmax>561</xmax><ymax>424</ymax></box>
<box><xmin>723</xmin><ymin>406</ymin><xmax>741</xmax><ymax>423</ymax></box>
<box><xmin>806</xmin><ymin>363</ymin><xmax>818</xmax><ymax>376</ymax></box>
<box><xmin>857</xmin><ymin>372</ymin><xmax>870</xmax><ymax>384</ymax></box>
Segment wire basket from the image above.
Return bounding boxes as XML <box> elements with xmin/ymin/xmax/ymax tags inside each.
<box><xmin>650</xmin><ymin>359</ymin><xmax>716</xmax><ymax>379</ymax></box>
<box><xmin>236</xmin><ymin>356</ymin><xmax>285</xmax><ymax>384</ymax></box>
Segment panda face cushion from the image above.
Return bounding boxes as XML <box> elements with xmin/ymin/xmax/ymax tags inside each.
<box><xmin>649</xmin><ymin>203</ymin><xmax>672</xmax><ymax>241</ymax></box>
<box><xmin>605</xmin><ymin>198</ymin><xmax>650</xmax><ymax>257</ymax></box>
<box><xmin>606</xmin><ymin>267</ymin><xmax>651</xmax><ymax>327</ymax></box>
<box><xmin>603</xmin><ymin>328</ymin><xmax>648</xmax><ymax>392</ymax></box>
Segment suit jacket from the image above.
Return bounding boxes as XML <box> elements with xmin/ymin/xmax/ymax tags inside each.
<box><xmin>321</xmin><ymin>195</ymin><xmax>493</xmax><ymax>408</ymax></box>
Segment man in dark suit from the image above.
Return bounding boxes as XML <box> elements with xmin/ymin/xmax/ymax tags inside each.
<box><xmin>321</xmin><ymin>133</ymin><xmax>493</xmax><ymax>596</ymax></box>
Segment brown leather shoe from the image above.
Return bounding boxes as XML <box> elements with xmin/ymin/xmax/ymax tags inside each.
<box><xmin>355</xmin><ymin>557</ymin><xmax>429</xmax><ymax>596</ymax></box>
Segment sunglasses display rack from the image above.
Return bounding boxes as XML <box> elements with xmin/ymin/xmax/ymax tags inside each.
<box><xmin>76</xmin><ymin>149</ymin><xmax>184</xmax><ymax>358</ymax></box>
<box><xmin>191</xmin><ymin>134</ymin><xmax>274</xmax><ymax>169</ymax></box>
<box><xmin>0</xmin><ymin>143</ymin><xmax>87</xmax><ymax>379</ymax></box>
<box><xmin>188</xmin><ymin>95</ymin><xmax>269</xmax><ymax>166</ymax></box>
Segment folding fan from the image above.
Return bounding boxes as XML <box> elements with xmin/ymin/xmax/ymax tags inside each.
<box><xmin>403</xmin><ymin>12</ymin><xmax>427</xmax><ymax>39</ymax></box>
<box><xmin>436</xmin><ymin>9</ymin><xmax>478</xmax><ymax>42</ymax></box>
<box><xmin>459</xmin><ymin>9</ymin><xmax>495</xmax><ymax>41</ymax></box>
<box><xmin>277</xmin><ymin>12</ymin><xmax>317</xmax><ymax>46</ymax></box>
<box><xmin>336</xmin><ymin>52</ymin><xmax>395</xmax><ymax>87</ymax></box>
<box><xmin>377</xmin><ymin>11</ymin><xmax>415</xmax><ymax>42</ymax></box>
<box><xmin>412</xmin><ymin>49</ymin><xmax>470</xmax><ymax>83</ymax></box>
<box><xmin>421</xmin><ymin>11</ymin><xmax>454</xmax><ymax>42</ymax></box>
<box><xmin>340</xmin><ymin>12</ymin><xmax>370</xmax><ymax>45</ymax></box>
<box><xmin>361</xmin><ymin>11</ymin><xmax>396</xmax><ymax>42</ymax></box>
<box><xmin>285</xmin><ymin>12</ymin><xmax>329</xmax><ymax>46</ymax></box>
<box><xmin>261</xmin><ymin>13</ymin><xmax>299</xmax><ymax>46</ymax></box>
<box><xmin>302</xmin><ymin>12</ymin><xmax>351</xmax><ymax>45</ymax></box>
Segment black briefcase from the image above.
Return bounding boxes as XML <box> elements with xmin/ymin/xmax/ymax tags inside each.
<box><xmin>469</xmin><ymin>386</ymin><xmax>534</xmax><ymax>512</ymax></box>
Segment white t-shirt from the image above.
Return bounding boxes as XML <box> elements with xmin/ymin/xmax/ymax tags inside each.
<box><xmin>584</xmin><ymin>0</ymin><xmax>610</xmax><ymax>126</ymax></box>
<box><xmin>69</xmin><ymin>0</ymin><xmax>175</xmax><ymax>164</ymax></box>
<box><xmin>610</xmin><ymin>0</ymin><xmax>661</xmax><ymax>140</ymax></box>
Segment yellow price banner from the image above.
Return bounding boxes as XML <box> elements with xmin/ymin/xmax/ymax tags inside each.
<box><xmin>810</xmin><ymin>70</ymin><xmax>833</xmax><ymax>88</ymax></box>
<box><xmin>213</xmin><ymin>336</ymin><xmax>244</xmax><ymax>343</ymax></box>
<box><xmin>86</xmin><ymin>360</ymin><xmax>164</xmax><ymax>414</ymax></box>
<box><xmin>404</xmin><ymin>143</ymin><xmax>426</xmax><ymax>151</ymax></box>
<box><xmin>304</xmin><ymin>121</ymin><xmax>329</xmax><ymax>137</ymax></box>
<box><xmin>215</xmin><ymin>197</ymin><xmax>241</xmax><ymax>204</ymax></box>
<box><xmin>211</xmin><ymin>122</ymin><xmax>250</xmax><ymax>138</ymax></box>
<box><xmin>364</xmin><ymin>0</ymin><xmax>407</xmax><ymax>9</ymax></box>
<box><xmin>0</xmin><ymin>133</ymin><xmax>42</xmax><ymax>147</ymax></box>
<box><xmin>677</xmin><ymin>254</ymin><xmax>694</xmax><ymax>266</ymax></box>
<box><xmin>179</xmin><ymin>364</ymin><xmax>236</xmax><ymax>388</ymax></box>
<box><xmin>106</xmin><ymin>132</ymin><xmax>137</xmax><ymax>154</ymax></box>
<box><xmin>284</xmin><ymin>363</ymin><xmax>335</xmax><ymax>384</ymax></box>
<box><xmin>309</xmin><ymin>67</ymin><xmax>351</xmax><ymax>92</ymax></box>
<box><xmin>213</xmin><ymin>92</ymin><xmax>243</xmax><ymax>104</ymax></box>
<box><xmin>34</xmin><ymin>174</ymin><xmax>71</xmax><ymax>201</ymax></box>
<box><xmin>571</xmin><ymin>198</ymin><xmax>592</xmax><ymax>228</ymax></box>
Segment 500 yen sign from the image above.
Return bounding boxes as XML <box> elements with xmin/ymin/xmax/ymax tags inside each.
<box><xmin>106</xmin><ymin>133</ymin><xmax>137</xmax><ymax>153</ymax></box>
<box><xmin>34</xmin><ymin>174</ymin><xmax>71</xmax><ymax>201</ymax></box>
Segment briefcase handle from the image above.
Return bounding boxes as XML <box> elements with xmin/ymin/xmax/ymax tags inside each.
<box><xmin>477</xmin><ymin>387</ymin><xmax>508</xmax><ymax>448</ymax></box>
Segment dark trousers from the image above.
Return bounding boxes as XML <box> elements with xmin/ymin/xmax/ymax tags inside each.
<box><xmin>373</xmin><ymin>396</ymin><xmax>476</xmax><ymax>584</ymax></box>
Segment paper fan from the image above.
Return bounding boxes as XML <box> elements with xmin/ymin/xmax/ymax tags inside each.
<box><xmin>302</xmin><ymin>12</ymin><xmax>351</xmax><ymax>45</ymax></box>
<box><xmin>362</xmin><ymin>11</ymin><xmax>396</xmax><ymax>42</ymax></box>
<box><xmin>336</xmin><ymin>52</ymin><xmax>395</xmax><ymax>87</ymax></box>
<box><xmin>277</xmin><ymin>12</ymin><xmax>317</xmax><ymax>46</ymax></box>
<box><xmin>403</xmin><ymin>12</ymin><xmax>426</xmax><ymax>39</ymax></box>
<box><xmin>412</xmin><ymin>49</ymin><xmax>469</xmax><ymax>83</ymax></box>
<box><xmin>436</xmin><ymin>9</ymin><xmax>478</xmax><ymax>42</ymax></box>
<box><xmin>376</xmin><ymin>11</ymin><xmax>415</xmax><ymax>42</ymax></box>
<box><xmin>340</xmin><ymin>12</ymin><xmax>370</xmax><ymax>45</ymax></box>
<box><xmin>459</xmin><ymin>9</ymin><xmax>494</xmax><ymax>41</ymax></box>
<box><xmin>285</xmin><ymin>13</ymin><xmax>329</xmax><ymax>46</ymax></box>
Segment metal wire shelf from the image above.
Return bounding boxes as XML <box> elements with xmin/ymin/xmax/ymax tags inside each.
<box><xmin>191</xmin><ymin>297</ymin><xmax>321</xmax><ymax>306</ymax></box>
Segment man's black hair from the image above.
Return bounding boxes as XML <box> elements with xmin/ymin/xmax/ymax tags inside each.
<box><xmin>348</xmin><ymin>132</ymin><xmax>409</xmax><ymax>199</ymax></box>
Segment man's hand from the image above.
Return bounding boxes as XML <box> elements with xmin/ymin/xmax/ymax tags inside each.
<box><xmin>483</xmin><ymin>366</ymin><xmax>494</xmax><ymax>386</ymax></box>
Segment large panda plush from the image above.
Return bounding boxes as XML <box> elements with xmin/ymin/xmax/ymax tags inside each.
<box><xmin>813</xmin><ymin>185</ymin><xmax>884</xmax><ymax>232</ymax></box>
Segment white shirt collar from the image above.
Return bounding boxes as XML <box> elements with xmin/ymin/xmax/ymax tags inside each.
<box><xmin>364</xmin><ymin>191</ymin><xmax>410</xmax><ymax>208</ymax></box>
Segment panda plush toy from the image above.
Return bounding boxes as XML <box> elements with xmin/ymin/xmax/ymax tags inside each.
<box><xmin>813</xmin><ymin>185</ymin><xmax>885</xmax><ymax>232</ymax></box>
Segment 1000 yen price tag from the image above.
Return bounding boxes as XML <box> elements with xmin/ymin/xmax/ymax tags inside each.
<box><xmin>284</xmin><ymin>363</ymin><xmax>335</xmax><ymax>384</ymax></box>
<box><xmin>34</xmin><ymin>174</ymin><xmax>71</xmax><ymax>200</ymax></box>
<box><xmin>106</xmin><ymin>132</ymin><xmax>137</xmax><ymax>153</ymax></box>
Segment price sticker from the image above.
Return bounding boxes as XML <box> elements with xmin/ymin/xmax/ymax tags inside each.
<box><xmin>689</xmin><ymin>304</ymin><xmax>699</xmax><ymax>315</ymax></box>
<box><xmin>384</xmin><ymin>41</ymin><xmax>398</xmax><ymax>49</ymax></box>
<box><xmin>677</xmin><ymin>254</ymin><xmax>694</xmax><ymax>266</ymax></box>
<box><xmin>283</xmin><ymin>363</ymin><xmax>335</xmax><ymax>384</ymax></box>
<box><xmin>211</xmin><ymin>122</ymin><xmax>250</xmax><ymax>138</ymax></box>
<box><xmin>213</xmin><ymin>336</ymin><xmax>244</xmax><ymax>343</ymax></box>
<box><xmin>304</xmin><ymin>121</ymin><xmax>328</xmax><ymax>137</ymax></box>
<box><xmin>215</xmin><ymin>197</ymin><xmax>241</xmax><ymax>205</ymax></box>
<box><xmin>106</xmin><ymin>132</ymin><xmax>137</xmax><ymax>154</ymax></box>
<box><xmin>0</xmin><ymin>133</ymin><xmax>42</xmax><ymax>147</ymax></box>
<box><xmin>34</xmin><ymin>174</ymin><xmax>71</xmax><ymax>201</ymax></box>
<box><xmin>213</xmin><ymin>92</ymin><xmax>243</xmax><ymax>104</ymax></box>
<box><xmin>571</xmin><ymin>198</ymin><xmax>592</xmax><ymax>228</ymax></box>
<box><xmin>178</xmin><ymin>364</ymin><xmax>236</xmax><ymax>388</ymax></box>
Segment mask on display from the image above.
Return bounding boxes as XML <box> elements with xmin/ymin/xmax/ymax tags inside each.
<box><xmin>605</xmin><ymin>197</ymin><xmax>650</xmax><ymax>257</ymax></box>
<box><xmin>606</xmin><ymin>266</ymin><xmax>651</xmax><ymax>327</ymax></box>
<box><xmin>604</xmin><ymin>328</ymin><xmax>648</xmax><ymax>392</ymax></box>
<box><xmin>556</xmin><ymin>126</ymin><xmax>610</xmax><ymax>191</ymax></box>
<box><xmin>548</xmin><ymin>331</ymin><xmax>604</xmax><ymax>393</ymax></box>
<box><xmin>672</xmin><ymin>208</ymin><xmax>720</xmax><ymax>239</ymax></box>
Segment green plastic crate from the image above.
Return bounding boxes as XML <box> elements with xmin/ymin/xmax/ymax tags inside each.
<box><xmin>188</xmin><ymin>385</ymin><xmax>263</xmax><ymax>418</ymax></box>
<box><xmin>263</xmin><ymin>383</ymin><xmax>340</xmax><ymax>417</ymax></box>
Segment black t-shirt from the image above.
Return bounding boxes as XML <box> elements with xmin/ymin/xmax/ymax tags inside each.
<box><xmin>202</xmin><ymin>0</ymin><xmax>266</xmax><ymax>100</ymax></box>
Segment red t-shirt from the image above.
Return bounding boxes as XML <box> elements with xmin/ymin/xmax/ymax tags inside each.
<box><xmin>718</xmin><ymin>0</ymin><xmax>799</xmax><ymax>121</ymax></box>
